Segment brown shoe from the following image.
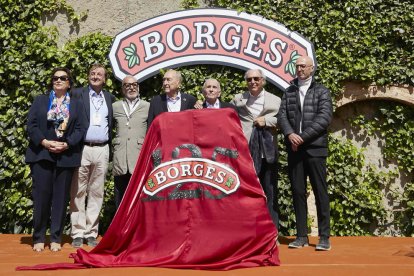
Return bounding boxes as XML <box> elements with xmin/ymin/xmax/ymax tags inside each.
<box><xmin>50</xmin><ymin>242</ymin><xmax>61</xmax><ymax>252</ymax></box>
<box><xmin>33</xmin><ymin>243</ymin><xmax>44</xmax><ymax>252</ymax></box>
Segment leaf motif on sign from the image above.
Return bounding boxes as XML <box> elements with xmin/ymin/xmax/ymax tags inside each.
<box><xmin>284</xmin><ymin>50</ymin><xmax>301</xmax><ymax>77</ymax></box>
<box><xmin>123</xmin><ymin>43</ymin><xmax>140</xmax><ymax>68</ymax></box>
<box><xmin>225</xmin><ymin>177</ymin><xmax>234</xmax><ymax>188</ymax></box>
<box><xmin>147</xmin><ymin>178</ymin><xmax>155</xmax><ymax>189</ymax></box>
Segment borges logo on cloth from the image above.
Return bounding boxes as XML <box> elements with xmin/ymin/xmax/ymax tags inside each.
<box><xmin>144</xmin><ymin>158</ymin><xmax>240</xmax><ymax>196</ymax></box>
<box><xmin>109</xmin><ymin>8</ymin><xmax>316</xmax><ymax>90</ymax></box>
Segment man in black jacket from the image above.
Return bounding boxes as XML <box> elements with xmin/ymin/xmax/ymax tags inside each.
<box><xmin>278</xmin><ymin>56</ymin><xmax>333</xmax><ymax>251</ymax></box>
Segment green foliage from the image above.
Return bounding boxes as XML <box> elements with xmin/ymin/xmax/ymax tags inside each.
<box><xmin>1</xmin><ymin>0</ymin><xmax>413</xmax><ymax>237</ymax></box>
<box><xmin>277</xmin><ymin>135</ymin><xmax>393</xmax><ymax>237</ymax></box>
<box><xmin>0</xmin><ymin>0</ymin><xmax>79</xmax><ymax>233</ymax></box>
<box><xmin>177</xmin><ymin>65</ymin><xmax>247</xmax><ymax>101</ymax></box>
<box><xmin>327</xmin><ymin>136</ymin><xmax>393</xmax><ymax>235</ymax></box>
<box><xmin>396</xmin><ymin>181</ymin><xmax>414</xmax><ymax>236</ymax></box>
<box><xmin>181</xmin><ymin>0</ymin><xmax>200</xmax><ymax>9</ymax></box>
<box><xmin>57</xmin><ymin>32</ymin><xmax>121</xmax><ymax>97</ymax></box>
<box><xmin>276</xmin><ymin>136</ymin><xmax>296</xmax><ymax>236</ymax></box>
<box><xmin>351</xmin><ymin>103</ymin><xmax>414</xmax><ymax>236</ymax></box>
<box><xmin>208</xmin><ymin>0</ymin><xmax>414</xmax><ymax>98</ymax></box>
<box><xmin>351</xmin><ymin>103</ymin><xmax>414</xmax><ymax>173</ymax></box>
<box><xmin>194</xmin><ymin>0</ymin><xmax>414</xmax><ymax>236</ymax></box>
<box><xmin>0</xmin><ymin>0</ymin><xmax>118</xmax><ymax>234</ymax></box>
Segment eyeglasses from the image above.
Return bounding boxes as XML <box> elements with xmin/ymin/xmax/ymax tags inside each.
<box><xmin>296</xmin><ymin>64</ymin><xmax>312</xmax><ymax>69</ymax></box>
<box><xmin>123</xmin><ymin>82</ymin><xmax>138</xmax><ymax>89</ymax></box>
<box><xmin>246</xmin><ymin>77</ymin><xmax>262</xmax><ymax>82</ymax></box>
<box><xmin>52</xmin><ymin>76</ymin><xmax>69</xmax><ymax>82</ymax></box>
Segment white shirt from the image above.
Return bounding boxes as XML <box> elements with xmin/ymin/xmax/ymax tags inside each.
<box><xmin>85</xmin><ymin>87</ymin><xmax>109</xmax><ymax>142</ymax></box>
<box><xmin>246</xmin><ymin>90</ymin><xmax>264</xmax><ymax>117</ymax></box>
<box><xmin>167</xmin><ymin>92</ymin><xmax>181</xmax><ymax>112</ymax></box>
<box><xmin>298</xmin><ymin>77</ymin><xmax>312</xmax><ymax>132</ymax></box>
<box><xmin>125</xmin><ymin>97</ymin><xmax>140</xmax><ymax>113</ymax></box>
<box><xmin>206</xmin><ymin>99</ymin><xmax>220</xmax><ymax>109</ymax></box>
<box><xmin>122</xmin><ymin>97</ymin><xmax>140</xmax><ymax>126</ymax></box>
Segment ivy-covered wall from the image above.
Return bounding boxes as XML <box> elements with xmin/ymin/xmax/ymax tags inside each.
<box><xmin>1</xmin><ymin>0</ymin><xmax>413</xmax><ymax>236</ymax></box>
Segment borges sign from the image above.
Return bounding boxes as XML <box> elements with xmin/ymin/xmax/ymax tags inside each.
<box><xmin>109</xmin><ymin>8</ymin><xmax>316</xmax><ymax>90</ymax></box>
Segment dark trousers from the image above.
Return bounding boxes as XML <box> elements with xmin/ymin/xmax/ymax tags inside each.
<box><xmin>258</xmin><ymin>158</ymin><xmax>279</xmax><ymax>229</ymax></box>
<box><xmin>114</xmin><ymin>173</ymin><xmax>132</xmax><ymax>209</ymax></box>
<box><xmin>288</xmin><ymin>149</ymin><xmax>330</xmax><ymax>238</ymax></box>
<box><xmin>30</xmin><ymin>160</ymin><xmax>73</xmax><ymax>243</ymax></box>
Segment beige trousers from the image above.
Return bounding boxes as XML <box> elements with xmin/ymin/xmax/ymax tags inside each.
<box><xmin>70</xmin><ymin>144</ymin><xmax>109</xmax><ymax>239</ymax></box>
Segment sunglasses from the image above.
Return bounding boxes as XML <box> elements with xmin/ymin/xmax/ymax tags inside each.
<box><xmin>123</xmin><ymin>82</ymin><xmax>138</xmax><ymax>89</ymax></box>
<box><xmin>296</xmin><ymin>64</ymin><xmax>312</xmax><ymax>69</ymax></box>
<box><xmin>246</xmin><ymin>77</ymin><xmax>262</xmax><ymax>82</ymax></box>
<box><xmin>52</xmin><ymin>76</ymin><xmax>69</xmax><ymax>82</ymax></box>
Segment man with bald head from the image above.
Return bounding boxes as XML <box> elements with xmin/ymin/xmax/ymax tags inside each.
<box><xmin>194</xmin><ymin>78</ymin><xmax>236</xmax><ymax>110</ymax></box>
<box><xmin>231</xmin><ymin>69</ymin><xmax>281</xmax><ymax>230</ymax></box>
<box><xmin>278</xmin><ymin>56</ymin><xmax>333</xmax><ymax>250</ymax></box>
<box><xmin>147</xmin><ymin>69</ymin><xmax>196</xmax><ymax>126</ymax></box>
<box><xmin>112</xmin><ymin>75</ymin><xmax>149</xmax><ymax>208</ymax></box>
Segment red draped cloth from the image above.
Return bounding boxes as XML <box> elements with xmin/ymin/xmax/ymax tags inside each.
<box><xmin>17</xmin><ymin>109</ymin><xmax>279</xmax><ymax>270</ymax></box>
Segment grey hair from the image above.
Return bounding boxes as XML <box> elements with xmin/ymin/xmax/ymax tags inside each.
<box><xmin>165</xmin><ymin>69</ymin><xmax>182</xmax><ymax>83</ymax></box>
<box><xmin>244</xmin><ymin>68</ymin><xmax>266</xmax><ymax>85</ymax></box>
<box><xmin>122</xmin><ymin>75</ymin><xmax>138</xmax><ymax>85</ymax></box>
<box><xmin>202</xmin><ymin>78</ymin><xmax>221</xmax><ymax>92</ymax></box>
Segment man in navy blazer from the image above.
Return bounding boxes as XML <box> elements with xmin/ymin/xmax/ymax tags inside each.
<box><xmin>147</xmin><ymin>69</ymin><xmax>196</xmax><ymax>126</ymax></box>
<box><xmin>69</xmin><ymin>64</ymin><xmax>115</xmax><ymax>248</ymax></box>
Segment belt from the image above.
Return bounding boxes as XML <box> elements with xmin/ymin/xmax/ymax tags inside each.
<box><xmin>84</xmin><ymin>141</ymin><xmax>108</xmax><ymax>147</ymax></box>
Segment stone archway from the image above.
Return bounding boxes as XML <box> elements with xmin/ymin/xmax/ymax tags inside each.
<box><xmin>336</xmin><ymin>82</ymin><xmax>414</xmax><ymax>108</ymax></box>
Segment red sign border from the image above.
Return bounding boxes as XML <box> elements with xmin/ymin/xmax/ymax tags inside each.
<box><xmin>109</xmin><ymin>8</ymin><xmax>316</xmax><ymax>90</ymax></box>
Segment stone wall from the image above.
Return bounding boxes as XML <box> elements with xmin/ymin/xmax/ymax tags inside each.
<box><xmin>43</xmin><ymin>0</ymin><xmax>196</xmax><ymax>46</ymax></box>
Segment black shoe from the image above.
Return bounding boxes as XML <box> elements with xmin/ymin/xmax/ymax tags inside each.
<box><xmin>71</xmin><ymin>237</ymin><xmax>83</xmax><ymax>248</ymax></box>
<box><xmin>316</xmin><ymin>237</ymin><xmax>331</xmax><ymax>251</ymax></box>
<box><xmin>86</xmin><ymin>237</ymin><xmax>98</xmax><ymax>247</ymax></box>
<box><xmin>288</xmin><ymin>237</ymin><xmax>309</xmax><ymax>248</ymax></box>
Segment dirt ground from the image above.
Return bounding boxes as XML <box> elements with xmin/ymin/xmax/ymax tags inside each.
<box><xmin>2</xmin><ymin>235</ymin><xmax>413</xmax><ymax>275</ymax></box>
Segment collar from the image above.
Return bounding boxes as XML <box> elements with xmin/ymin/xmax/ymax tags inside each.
<box><xmin>89</xmin><ymin>86</ymin><xmax>103</xmax><ymax>97</ymax></box>
<box><xmin>206</xmin><ymin>99</ymin><xmax>220</xmax><ymax>108</ymax></box>
<box><xmin>125</xmin><ymin>97</ymin><xmax>139</xmax><ymax>105</ymax></box>
<box><xmin>291</xmin><ymin>77</ymin><xmax>315</xmax><ymax>88</ymax></box>
<box><xmin>298</xmin><ymin>76</ymin><xmax>312</xmax><ymax>87</ymax></box>
<box><xmin>248</xmin><ymin>89</ymin><xmax>264</xmax><ymax>98</ymax></box>
<box><xmin>167</xmin><ymin>91</ymin><xmax>181</xmax><ymax>101</ymax></box>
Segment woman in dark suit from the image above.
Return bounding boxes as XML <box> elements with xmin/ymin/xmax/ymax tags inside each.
<box><xmin>25</xmin><ymin>67</ymin><xmax>86</xmax><ymax>252</ymax></box>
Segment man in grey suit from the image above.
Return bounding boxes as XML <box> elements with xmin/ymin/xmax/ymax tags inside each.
<box><xmin>70</xmin><ymin>64</ymin><xmax>115</xmax><ymax>248</ymax></box>
<box><xmin>231</xmin><ymin>69</ymin><xmax>281</xmax><ymax>229</ymax></box>
<box><xmin>112</xmin><ymin>75</ymin><xmax>149</xmax><ymax>208</ymax></box>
